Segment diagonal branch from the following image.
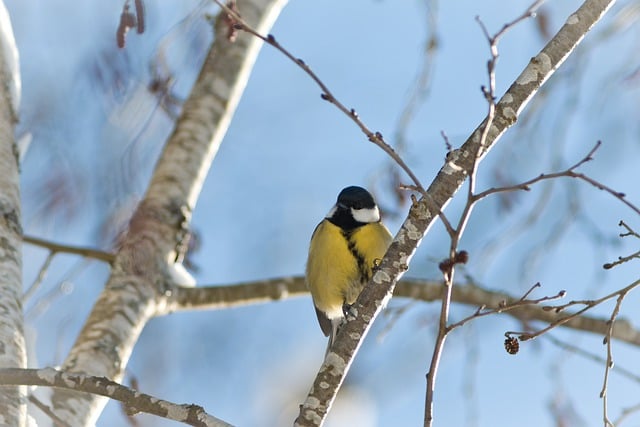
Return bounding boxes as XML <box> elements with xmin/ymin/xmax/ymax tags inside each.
<box><xmin>0</xmin><ymin>368</ymin><xmax>233</xmax><ymax>427</ymax></box>
<box><xmin>22</xmin><ymin>235</ymin><xmax>115</xmax><ymax>263</ymax></box>
<box><xmin>214</xmin><ymin>0</ymin><xmax>424</xmax><ymax>190</ymax></box>
<box><xmin>294</xmin><ymin>0</ymin><xmax>617</xmax><ymax>425</ymax></box>
<box><xmin>48</xmin><ymin>1</ymin><xmax>289</xmax><ymax>425</ymax></box>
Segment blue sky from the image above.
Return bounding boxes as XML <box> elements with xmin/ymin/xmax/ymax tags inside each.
<box><xmin>7</xmin><ymin>0</ymin><xmax>640</xmax><ymax>426</ymax></box>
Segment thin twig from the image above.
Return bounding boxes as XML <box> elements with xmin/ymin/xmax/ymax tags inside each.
<box><xmin>446</xmin><ymin>284</ymin><xmax>565</xmax><ymax>332</ymax></box>
<box><xmin>213</xmin><ymin>0</ymin><xmax>424</xmax><ymax>189</ymax></box>
<box><xmin>601</xmin><ymin>292</ymin><xmax>626</xmax><ymax>427</ymax></box>
<box><xmin>423</xmin><ymin>6</ymin><xmax>542</xmax><ymax>425</ymax></box>
<box><xmin>618</xmin><ymin>220</ymin><xmax>640</xmax><ymax>239</ymax></box>
<box><xmin>22</xmin><ymin>235</ymin><xmax>115</xmax><ymax>263</ymax></box>
<box><xmin>25</xmin><ymin>258</ymin><xmax>91</xmax><ymax>319</ymax></box>
<box><xmin>603</xmin><ymin>249</ymin><xmax>640</xmax><ymax>270</ymax></box>
<box><xmin>604</xmin><ymin>222</ymin><xmax>640</xmax><ymax>269</ymax></box>
<box><xmin>469</xmin><ymin>0</ymin><xmax>546</xmax><ymax>190</ymax></box>
<box><xmin>493</xmin><ymin>0</ymin><xmax>548</xmax><ymax>41</ymax></box>
<box><xmin>424</xmin><ymin>276</ymin><xmax>452</xmax><ymax>427</ymax></box>
<box><xmin>469</xmin><ymin>141</ymin><xmax>640</xmax><ymax>218</ymax></box>
<box><xmin>472</xmin><ymin>141</ymin><xmax>600</xmax><ymax>201</ymax></box>
<box><xmin>23</xmin><ymin>251</ymin><xmax>55</xmax><ymax>301</ymax></box>
<box><xmin>28</xmin><ymin>394</ymin><xmax>71</xmax><ymax>427</ymax></box>
<box><xmin>505</xmin><ymin>279</ymin><xmax>640</xmax><ymax>342</ymax></box>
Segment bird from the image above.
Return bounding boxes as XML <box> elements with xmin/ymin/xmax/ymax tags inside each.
<box><xmin>306</xmin><ymin>186</ymin><xmax>393</xmax><ymax>354</ymax></box>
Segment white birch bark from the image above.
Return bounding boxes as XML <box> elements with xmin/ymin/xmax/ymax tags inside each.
<box><xmin>1</xmin><ymin>368</ymin><xmax>234</xmax><ymax>427</ymax></box>
<box><xmin>0</xmin><ymin>1</ymin><xmax>25</xmax><ymax>426</ymax></box>
<box><xmin>48</xmin><ymin>0</ymin><xmax>288</xmax><ymax>425</ymax></box>
<box><xmin>295</xmin><ymin>0</ymin><xmax>618</xmax><ymax>425</ymax></box>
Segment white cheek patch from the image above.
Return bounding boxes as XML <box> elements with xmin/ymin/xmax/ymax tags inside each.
<box><xmin>352</xmin><ymin>206</ymin><xmax>380</xmax><ymax>223</ymax></box>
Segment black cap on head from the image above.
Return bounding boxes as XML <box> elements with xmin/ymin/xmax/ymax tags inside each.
<box><xmin>336</xmin><ymin>186</ymin><xmax>376</xmax><ymax>210</ymax></box>
<box><xmin>327</xmin><ymin>186</ymin><xmax>379</xmax><ymax>230</ymax></box>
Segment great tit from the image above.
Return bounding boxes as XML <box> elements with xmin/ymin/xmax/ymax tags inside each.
<box><xmin>306</xmin><ymin>186</ymin><xmax>393</xmax><ymax>353</ymax></box>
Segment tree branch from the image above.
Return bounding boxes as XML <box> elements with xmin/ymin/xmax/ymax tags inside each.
<box><xmin>162</xmin><ymin>277</ymin><xmax>640</xmax><ymax>347</ymax></box>
<box><xmin>163</xmin><ymin>277</ymin><xmax>306</xmax><ymax>313</ymax></box>
<box><xmin>214</xmin><ymin>0</ymin><xmax>424</xmax><ymax>190</ymax></box>
<box><xmin>48</xmin><ymin>1</ymin><xmax>289</xmax><ymax>425</ymax></box>
<box><xmin>0</xmin><ymin>1</ymin><xmax>26</xmax><ymax>425</ymax></box>
<box><xmin>295</xmin><ymin>0</ymin><xmax>617</xmax><ymax>425</ymax></box>
<box><xmin>22</xmin><ymin>235</ymin><xmax>115</xmax><ymax>263</ymax></box>
<box><xmin>0</xmin><ymin>368</ymin><xmax>233</xmax><ymax>427</ymax></box>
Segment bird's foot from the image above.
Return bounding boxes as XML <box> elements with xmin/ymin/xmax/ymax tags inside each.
<box><xmin>342</xmin><ymin>303</ymin><xmax>357</xmax><ymax>322</ymax></box>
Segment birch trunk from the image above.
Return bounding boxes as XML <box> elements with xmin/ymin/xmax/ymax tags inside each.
<box><xmin>48</xmin><ymin>0</ymin><xmax>288</xmax><ymax>425</ymax></box>
<box><xmin>0</xmin><ymin>1</ymin><xmax>25</xmax><ymax>426</ymax></box>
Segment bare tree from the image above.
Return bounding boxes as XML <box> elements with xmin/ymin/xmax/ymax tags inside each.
<box><xmin>1</xmin><ymin>0</ymin><xmax>638</xmax><ymax>426</ymax></box>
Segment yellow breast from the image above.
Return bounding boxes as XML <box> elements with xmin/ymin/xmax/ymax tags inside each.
<box><xmin>306</xmin><ymin>220</ymin><xmax>392</xmax><ymax>319</ymax></box>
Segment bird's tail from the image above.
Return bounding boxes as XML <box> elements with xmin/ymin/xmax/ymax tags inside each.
<box><xmin>325</xmin><ymin>318</ymin><xmax>343</xmax><ymax>357</ymax></box>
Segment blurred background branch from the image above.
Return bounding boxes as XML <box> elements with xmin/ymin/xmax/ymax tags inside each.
<box><xmin>166</xmin><ymin>277</ymin><xmax>640</xmax><ymax>347</ymax></box>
